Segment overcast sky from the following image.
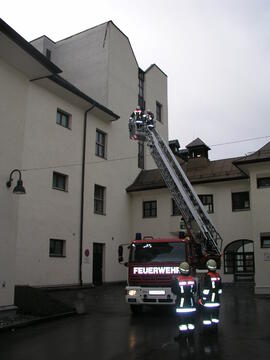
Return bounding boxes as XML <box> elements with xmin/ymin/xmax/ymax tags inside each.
<box><xmin>2</xmin><ymin>0</ymin><xmax>270</xmax><ymax>159</ymax></box>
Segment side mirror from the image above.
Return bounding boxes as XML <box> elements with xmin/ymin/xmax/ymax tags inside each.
<box><xmin>118</xmin><ymin>245</ymin><xmax>123</xmax><ymax>263</ymax></box>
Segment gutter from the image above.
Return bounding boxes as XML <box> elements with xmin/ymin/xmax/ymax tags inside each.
<box><xmin>79</xmin><ymin>106</ymin><xmax>95</xmax><ymax>286</ymax></box>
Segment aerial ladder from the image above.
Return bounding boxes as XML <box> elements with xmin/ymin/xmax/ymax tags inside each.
<box><xmin>129</xmin><ymin>107</ymin><xmax>223</xmax><ymax>269</ymax></box>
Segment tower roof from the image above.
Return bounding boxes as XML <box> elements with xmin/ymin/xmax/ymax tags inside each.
<box><xmin>186</xmin><ymin>138</ymin><xmax>211</xmax><ymax>150</ymax></box>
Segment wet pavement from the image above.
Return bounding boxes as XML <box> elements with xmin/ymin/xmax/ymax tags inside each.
<box><xmin>0</xmin><ymin>284</ymin><xmax>269</xmax><ymax>360</ymax></box>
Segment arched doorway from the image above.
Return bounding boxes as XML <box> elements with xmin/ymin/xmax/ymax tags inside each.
<box><xmin>224</xmin><ymin>240</ymin><xmax>254</xmax><ymax>282</ymax></box>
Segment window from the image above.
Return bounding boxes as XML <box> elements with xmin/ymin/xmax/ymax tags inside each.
<box><xmin>46</xmin><ymin>48</ymin><xmax>51</xmax><ymax>60</ymax></box>
<box><xmin>172</xmin><ymin>199</ymin><xmax>180</xmax><ymax>216</ymax></box>
<box><xmin>52</xmin><ymin>172</ymin><xmax>68</xmax><ymax>191</ymax></box>
<box><xmin>261</xmin><ymin>233</ymin><xmax>270</xmax><ymax>248</ymax></box>
<box><xmin>232</xmin><ymin>191</ymin><xmax>250</xmax><ymax>211</ymax></box>
<box><xmin>138</xmin><ymin>141</ymin><xmax>144</xmax><ymax>169</ymax></box>
<box><xmin>94</xmin><ymin>185</ymin><xmax>106</xmax><ymax>215</ymax></box>
<box><xmin>56</xmin><ymin>109</ymin><xmax>71</xmax><ymax>129</ymax></box>
<box><xmin>143</xmin><ymin>201</ymin><xmax>157</xmax><ymax>218</ymax></box>
<box><xmin>49</xmin><ymin>239</ymin><xmax>66</xmax><ymax>257</ymax></box>
<box><xmin>138</xmin><ymin>68</ymin><xmax>145</xmax><ymax>110</ymax></box>
<box><xmin>95</xmin><ymin>130</ymin><xmax>106</xmax><ymax>158</ymax></box>
<box><xmin>130</xmin><ymin>242</ymin><xmax>186</xmax><ymax>263</ymax></box>
<box><xmin>156</xmin><ymin>101</ymin><xmax>162</xmax><ymax>122</ymax></box>
<box><xmin>224</xmin><ymin>240</ymin><xmax>254</xmax><ymax>275</ymax></box>
<box><xmin>198</xmin><ymin>194</ymin><xmax>214</xmax><ymax>213</ymax></box>
<box><xmin>257</xmin><ymin>177</ymin><xmax>270</xmax><ymax>188</ymax></box>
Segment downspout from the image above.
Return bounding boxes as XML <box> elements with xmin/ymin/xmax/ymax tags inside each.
<box><xmin>79</xmin><ymin>105</ymin><xmax>95</xmax><ymax>286</ymax></box>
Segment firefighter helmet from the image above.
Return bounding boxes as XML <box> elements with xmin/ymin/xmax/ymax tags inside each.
<box><xmin>179</xmin><ymin>262</ymin><xmax>190</xmax><ymax>275</ymax></box>
<box><xmin>206</xmin><ymin>259</ymin><xmax>217</xmax><ymax>271</ymax></box>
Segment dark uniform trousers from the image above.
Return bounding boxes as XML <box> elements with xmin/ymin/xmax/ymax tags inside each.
<box><xmin>199</xmin><ymin>271</ymin><xmax>222</xmax><ymax>327</ymax></box>
<box><xmin>172</xmin><ymin>275</ymin><xmax>197</xmax><ymax>333</ymax></box>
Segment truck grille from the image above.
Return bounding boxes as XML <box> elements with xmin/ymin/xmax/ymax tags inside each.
<box><xmin>129</xmin><ymin>275</ymin><xmax>174</xmax><ymax>287</ymax></box>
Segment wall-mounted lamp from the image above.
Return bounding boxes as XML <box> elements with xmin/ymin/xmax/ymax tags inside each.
<box><xmin>6</xmin><ymin>169</ymin><xmax>26</xmax><ymax>194</ymax></box>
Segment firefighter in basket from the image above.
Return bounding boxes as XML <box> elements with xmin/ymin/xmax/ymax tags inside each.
<box><xmin>128</xmin><ymin>107</ymin><xmax>155</xmax><ymax>140</ymax></box>
<box><xmin>199</xmin><ymin>259</ymin><xmax>222</xmax><ymax>331</ymax></box>
<box><xmin>171</xmin><ymin>262</ymin><xmax>197</xmax><ymax>337</ymax></box>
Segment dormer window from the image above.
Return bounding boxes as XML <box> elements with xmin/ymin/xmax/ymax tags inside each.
<box><xmin>46</xmin><ymin>49</ymin><xmax>51</xmax><ymax>60</ymax></box>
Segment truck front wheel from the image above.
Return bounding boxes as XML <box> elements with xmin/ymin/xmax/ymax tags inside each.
<box><xmin>130</xmin><ymin>304</ymin><xmax>143</xmax><ymax>315</ymax></box>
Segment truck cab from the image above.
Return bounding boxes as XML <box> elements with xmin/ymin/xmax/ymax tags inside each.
<box><xmin>119</xmin><ymin>237</ymin><xmax>192</xmax><ymax>313</ymax></box>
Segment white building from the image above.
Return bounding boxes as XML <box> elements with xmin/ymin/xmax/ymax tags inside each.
<box><xmin>127</xmin><ymin>138</ymin><xmax>270</xmax><ymax>294</ymax></box>
<box><xmin>0</xmin><ymin>18</ymin><xmax>167</xmax><ymax>314</ymax></box>
<box><xmin>0</xmin><ymin>18</ymin><xmax>269</xmax><ymax>318</ymax></box>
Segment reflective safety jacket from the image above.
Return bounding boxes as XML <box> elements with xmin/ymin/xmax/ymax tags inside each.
<box><xmin>171</xmin><ymin>275</ymin><xmax>197</xmax><ymax>313</ymax></box>
<box><xmin>199</xmin><ymin>271</ymin><xmax>222</xmax><ymax>308</ymax></box>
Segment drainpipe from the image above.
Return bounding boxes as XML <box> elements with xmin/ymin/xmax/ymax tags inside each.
<box><xmin>79</xmin><ymin>105</ymin><xmax>95</xmax><ymax>286</ymax></box>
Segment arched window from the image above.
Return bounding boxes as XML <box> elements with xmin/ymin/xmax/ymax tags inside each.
<box><xmin>224</xmin><ymin>240</ymin><xmax>254</xmax><ymax>280</ymax></box>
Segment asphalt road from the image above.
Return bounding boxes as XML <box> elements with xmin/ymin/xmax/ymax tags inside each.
<box><xmin>0</xmin><ymin>284</ymin><xmax>269</xmax><ymax>360</ymax></box>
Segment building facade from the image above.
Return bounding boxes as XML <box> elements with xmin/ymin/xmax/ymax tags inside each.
<box><xmin>1</xmin><ymin>18</ymin><xmax>269</xmax><ymax>318</ymax></box>
<box><xmin>0</xmin><ymin>18</ymin><xmax>168</xmax><ymax>311</ymax></box>
<box><xmin>127</xmin><ymin>139</ymin><xmax>270</xmax><ymax>294</ymax></box>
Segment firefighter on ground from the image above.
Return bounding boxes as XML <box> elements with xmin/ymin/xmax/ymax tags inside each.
<box><xmin>171</xmin><ymin>262</ymin><xmax>197</xmax><ymax>336</ymax></box>
<box><xmin>199</xmin><ymin>259</ymin><xmax>222</xmax><ymax>329</ymax></box>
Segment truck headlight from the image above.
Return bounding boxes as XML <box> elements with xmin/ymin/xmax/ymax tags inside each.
<box><xmin>128</xmin><ymin>289</ymin><xmax>137</xmax><ymax>296</ymax></box>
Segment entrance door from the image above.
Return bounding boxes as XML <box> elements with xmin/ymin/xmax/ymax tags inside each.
<box><xmin>234</xmin><ymin>252</ymin><xmax>255</xmax><ymax>281</ymax></box>
<box><xmin>93</xmin><ymin>243</ymin><xmax>104</xmax><ymax>285</ymax></box>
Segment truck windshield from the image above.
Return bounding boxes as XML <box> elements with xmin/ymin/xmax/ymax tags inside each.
<box><xmin>130</xmin><ymin>242</ymin><xmax>186</xmax><ymax>263</ymax></box>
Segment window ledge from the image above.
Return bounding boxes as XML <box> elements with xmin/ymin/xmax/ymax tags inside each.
<box><xmin>52</xmin><ymin>187</ymin><xmax>68</xmax><ymax>192</ymax></box>
<box><xmin>56</xmin><ymin>123</ymin><xmax>72</xmax><ymax>130</ymax></box>
<box><xmin>94</xmin><ymin>211</ymin><xmax>106</xmax><ymax>216</ymax></box>
<box><xmin>49</xmin><ymin>255</ymin><xmax>66</xmax><ymax>258</ymax></box>
<box><xmin>232</xmin><ymin>208</ymin><xmax>250</xmax><ymax>212</ymax></box>
<box><xmin>95</xmin><ymin>155</ymin><xmax>107</xmax><ymax>160</ymax></box>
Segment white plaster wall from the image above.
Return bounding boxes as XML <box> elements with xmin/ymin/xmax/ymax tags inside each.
<box><xmin>81</xmin><ymin>23</ymin><xmax>141</xmax><ymax>284</ymax></box>
<box><xmin>48</xmin><ymin>23</ymin><xmax>110</xmax><ymax>106</ymax></box>
<box><xmin>16</xmin><ymin>82</ymin><xmax>85</xmax><ymax>286</ymax></box>
<box><xmin>15</xmin><ymin>22</ymin><xmax>169</xmax><ymax>287</ymax></box>
<box><xmin>0</xmin><ymin>59</ymin><xmax>28</xmax><ymax>305</ymax></box>
<box><xmin>248</xmin><ymin>163</ymin><xmax>270</xmax><ymax>293</ymax></box>
<box><xmin>82</xmin><ymin>116</ymin><xmax>141</xmax><ymax>283</ymax></box>
<box><xmin>81</xmin><ymin>23</ymin><xmax>170</xmax><ymax>283</ymax></box>
<box><xmin>144</xmin><ymin>65</ymin><xmax>168</xmax><ymax>170</ymax></box>
<box><xmin>30</xmin><ymin>37</ymin><xmax>44</xmax><ymax>54</ymax></box>
<box><xmin>144</xmin><ymin>65</ymin><xmax>168</xmax><ymax>139</ymax></box>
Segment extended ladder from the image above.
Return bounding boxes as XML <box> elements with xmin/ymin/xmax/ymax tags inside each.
<box><xmin>129</xmin><ymin>109</ymin><xmax>222</xmax><ymax>259</ymax></box>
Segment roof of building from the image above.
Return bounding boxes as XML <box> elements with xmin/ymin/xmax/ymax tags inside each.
<box><xmin>169</xmin><ymin>139</ymin><xmax>180</xmax><ymax>147</ymax></box>
<box><xmin>0</xmin><ymin>18</ymin><xmax>61</xmax><ymax>75</ymax></box>
<box><xmin>145</xmin><ymin>64</ymin><xmax>168</xmax><ymax>78</ymax></box>
<box><xmin>49</xmin><ymin>75</ymin><xmax>120</xmax><ymax>120</ymax></box>
<box><xmin>186</xmin><ymin>138</ymin><xmax>211</xmax><ymax>150</ymax></box>
<box><xmin>0</xmin><ymin>18</ymin><xmax>120</xmax><ymax>120</ymax></box>
<box><xmin>233</xmin><ymin>141</ymin><xmax>270</xmax><ymax>165</ymax></box>
<box><xmin>126</xmin><ymin>156</ymin><xmax>247</xmax><ymax>192</ymax></box>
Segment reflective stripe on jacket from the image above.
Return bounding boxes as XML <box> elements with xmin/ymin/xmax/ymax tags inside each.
<box><xmin>200</xmin><ymin>271</ymin><xmax>222</xmax><ymax>307</ymax></box>
<box><xmin>172</xmin><ymin>275</ymin><xmax>197</xmax><ymax>311</ymax></box>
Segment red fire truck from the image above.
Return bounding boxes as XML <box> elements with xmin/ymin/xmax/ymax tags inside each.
<box><xmin>120</xmin><ymin>108</ymin><xmax>222</xmax><ymax>313</ymax></box>
<box><xmin>119</xmin><ymin>237</ymin><xmax>190</xmax><ymax>313</ymax></box>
